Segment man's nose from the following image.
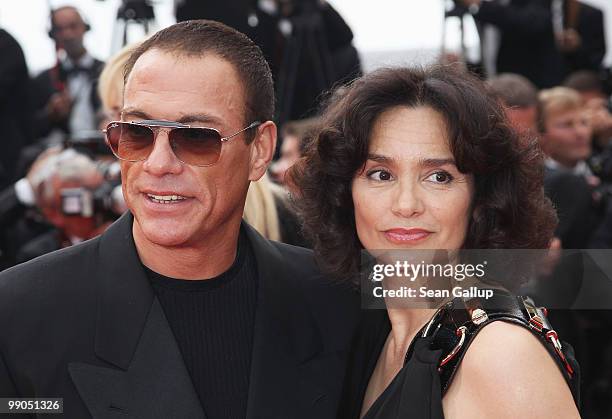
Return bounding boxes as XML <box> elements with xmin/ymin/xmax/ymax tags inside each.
<box><xmin>142</xmin><ymin>130</ymin><xmax>183</xmax><ymax>176</ymax></box>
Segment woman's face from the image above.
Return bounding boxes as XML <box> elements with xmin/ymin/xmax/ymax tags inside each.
<box><xmin>351</xmin><ymin>106</ymin><xmax>474</xmax><ymax>251</ymax></box>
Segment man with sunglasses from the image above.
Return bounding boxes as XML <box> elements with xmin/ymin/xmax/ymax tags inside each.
<box><xmin>0</xmin><ymin>20</ymin><xmax>358</xmax><ymax>418</ymax></box>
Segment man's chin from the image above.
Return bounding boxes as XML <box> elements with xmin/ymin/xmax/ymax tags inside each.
<box><xmin>133</xmin><ymin>216</ymin><xmax>195</xmax><ymax>249</ymax></box>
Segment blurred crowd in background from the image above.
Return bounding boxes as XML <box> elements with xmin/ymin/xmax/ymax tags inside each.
<box><xmin>0</xmin><ymin>0</ymin><xmax>611</xmax><ymax>417</ymax></box>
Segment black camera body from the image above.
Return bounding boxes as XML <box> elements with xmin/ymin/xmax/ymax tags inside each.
<box><xmin>60</xmin><ymin>180</ymin><xmax>122</xmax><ymax>219</ymax></box>
<box><xmin>64</xmin><ymin>131</ymin><xmax>113</xmax><ymax>158</ymax></box>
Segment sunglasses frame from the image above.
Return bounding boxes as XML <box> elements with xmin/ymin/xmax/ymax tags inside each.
<box><xmin>103</xmin><ymin>119</ymin><xmax>262</xmax><ymax>167</ymax></box>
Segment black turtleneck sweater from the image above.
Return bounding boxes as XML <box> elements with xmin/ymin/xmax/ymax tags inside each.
<box><xmin>145</xmin><ymin>231</ymin><xmax>258</xmax><ymax>419</ymax></box>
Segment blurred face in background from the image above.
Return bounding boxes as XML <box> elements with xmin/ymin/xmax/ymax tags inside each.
<box><xmin>541</xmin><ymin>107</ymin><xmax>592</xmax><ymax>168</ymax></box>
<box><xmin>504</xmin><ymin>104</ymin><xmax>538</xmax><ymax>135</ymax></box>
<box><xmin>351</xmin><ymin>106</ymin><xmax>474</xmax><ymax>251</ymax></box>
<box><xmin>270</xmin><ymin>134</ymin><xmax>300</xmax><ymax>184</ymax></box>
<box><xmin>578</xmin><ymin>89</ymin><xmax>607</xmax><ymax>105</ymax></box>
<box><xmin>51</xmin><ymin>7</ymin><xmax>87</xmax><ymax>59</ymax></box>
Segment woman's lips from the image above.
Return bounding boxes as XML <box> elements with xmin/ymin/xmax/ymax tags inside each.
<box><xmin>383</xmin><ymin>228</ymin><xmax>432</xmax><ymax>244</ymax></box>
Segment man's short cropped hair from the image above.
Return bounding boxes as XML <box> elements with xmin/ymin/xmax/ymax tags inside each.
<box><xmin>124</xmin><ymin>20</ymin><xmax>275</xmax><ymax>142</ymax></box>
<box><xmin>487</xmin><ymin>73</ymin><xmax>538</xmax><ymax>108</ymax></box>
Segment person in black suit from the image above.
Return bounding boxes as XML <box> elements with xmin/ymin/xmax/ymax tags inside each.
<box><xmin>459</xmin><ymin>0</ymin><xmax>566</xmax><ymax>88</ymax></box>
<box><xmin>558</xmin><ymin>1</ymin><xmax>607</xmax><ymax>75</ymax></box>
<box><xmin>248</xmin><ymin>0</ymin><xmax>361</xmax><ymax>124</ymax></box>
<box><xmin>30</xmin><ymin>6</ymin><xmax>104</xmax><ymax>141</ymax></box>
<box><xmin>0</xmin><ymin>20</ymin><xmax>359</xmax><ymax>418</ymax></box>
<box><xmin>290</xmin><ymin>65</ymin><xmax>579</xmax><ymax>419</ymax></box>
<box><xmin>0</xmin><ymin>146</ymin><xmax>61</xmax><ymax>270</ymax></box>
<box><xmin>0</xmin><ymin>28</ymin><xmax>31</xmax><ymax>189</ymax></box>
<box><xmin>175</xmin><ymin>0</ymin><xmax>252</xmax><ymax>33</ymax></box>
<box><xmin>538</xmin><ymin>86</ymin><xmax>601</xmax><ymax>248</ymax></box>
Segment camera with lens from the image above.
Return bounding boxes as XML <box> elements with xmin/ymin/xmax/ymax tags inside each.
<box><xmin>59</xmin><ymin>178</ymin><xmax>124</xmax><ymax>219</ymax></box>
<box><xmin>64</xmin><ymin>131</ymin><xmax>113</xmax><ymax>159</ymax></box>
<box><xmin>60</xmin><ymin>176</ymin><xmax>125</xmax><ymax>220</ymax></box>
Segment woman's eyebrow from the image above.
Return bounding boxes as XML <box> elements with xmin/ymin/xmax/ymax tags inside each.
<box><xmin>367</xmin><ymin>155</ymin><xmax>455</xmax><ymax>168</ymax></box>
<box><xmin>418</xmin><ymin>158</ymin><xmax>456</xmax><ymax>168</ymax></box>
<box><xmin>367</xmin><ymin>153</ymin><xmax>394</xmax><ymax>163</ymax></box>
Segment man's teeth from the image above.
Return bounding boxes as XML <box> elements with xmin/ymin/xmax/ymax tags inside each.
<box><xmin>147</xmin><ymin>194</ymin><xmax>187</xmax><ymax>203</ymax></box>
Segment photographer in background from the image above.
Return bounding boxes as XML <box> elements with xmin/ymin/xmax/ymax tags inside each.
<box><xmin>556</xmin><ymin>0</ymin><xmax>606</xmax><ymax>76</ymax></box>
<box><xmin>564</xmin><ymin>70</ymin><xmax>612</xmax><ymax>156</ymax></box>
<box><xmin>31</xmin><ymin>6</ymin><xmax>104</xmax><ymax>142</ymax></box>
<box><xmin>15</xmin><ymin>150</ymin><xmax>115</xmax><ymax>264</ymax></box>
<box><xmin>0</xmin><ymin>147</ymin><xmax>60</xmax><ymax>270</ymax></box>
<box><xmin>0</xmin><ymin>146</ymin><xmax>124</xmax><ymax>269</ymax></box>
<box><xmin>459</xmin><ymin>0</ymin><xmax>565</xmax><ymax>88</ymax></box>
<box><xmin>248</xmin><ymin>0</ymin><xmax>361</xmax><ymax>123</ymax></box>
<box><xmin>175</xmin><ymin>0</ymin><xmax>360</xmax><ymax>124</ymax></box>
<box><xmin>175</xmin><ymin>0</ymin><xmax>252</xmax><ymax>33</ymax></box>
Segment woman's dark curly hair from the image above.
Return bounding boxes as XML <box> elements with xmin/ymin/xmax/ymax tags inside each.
<box><xmin>289</xmin><ymin>65</ymin><xmax>557</xmax><ymax>280</ymax></box>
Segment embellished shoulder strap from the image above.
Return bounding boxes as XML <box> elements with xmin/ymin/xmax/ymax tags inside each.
<box><xmin>422</xmin><ymin>289</ymin><xmax>578</xmax><ymax>401</ymax></box>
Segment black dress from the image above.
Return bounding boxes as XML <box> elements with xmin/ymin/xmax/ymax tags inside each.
<box><xmin>339</xmin><ymin>310</ymin><xmax>443</xmax><ymax>419</ymax></box>
<box><xmin>338</xmin><ymin>299</ymin><xmax>580</xmax><ymax>419</ymax></box>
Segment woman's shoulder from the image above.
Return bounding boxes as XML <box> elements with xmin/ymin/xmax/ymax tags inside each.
<box><xmin>442</xmin><ymin>320</ymin><xmax>580</xmax><ymax>419</ymax></box>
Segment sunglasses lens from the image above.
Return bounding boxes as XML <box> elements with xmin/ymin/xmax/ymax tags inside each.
<box><xmin>171</xmin><ymin>127</ymin><xmax>222</xmax><ymax>166</ymax></box>
<box><xmin>105</xmin><ymin>122</ymin><xmax>224</xmax><ymax>166</ymax></box>
<box><xmin>106</xmin><ymin>122</ymin><xmax>154</xmax><ymax>161</ymax></box>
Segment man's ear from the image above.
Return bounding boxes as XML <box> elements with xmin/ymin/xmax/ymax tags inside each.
<box><xmin>248</xmin><ymin>121</ymin><xmax>277</xmax><ymax>181</ymax></box>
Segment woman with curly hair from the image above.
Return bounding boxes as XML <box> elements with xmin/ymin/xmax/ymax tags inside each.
<box><xmin>290</xmin><ymin>66</ymin><xmax>580</xmax><ymax>419</ymax></box>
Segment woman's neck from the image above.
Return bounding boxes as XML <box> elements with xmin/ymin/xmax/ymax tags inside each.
<box><xmin>386</xmin><ymin>307</ymin><xmax>438</xmax><ymax>360</ymax></box>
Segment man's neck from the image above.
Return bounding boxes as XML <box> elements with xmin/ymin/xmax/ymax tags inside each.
<box><xmin>133</xmin><ymin>221</ymin><xmax>241</xmax><ymax>280</ymax></box>
<box><xmin>546</xmin><ymin>156</ymin><xmax>588</xmax><ymax>173</ymax></box>
<box><xmin>67</xmin><ymin>48</ymin><xmax>88</xmax><ymax>64</ymax></box>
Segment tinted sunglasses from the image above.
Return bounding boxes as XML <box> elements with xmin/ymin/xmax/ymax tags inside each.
<box><xmin>104</xmin><ymin>120</ymin><xmax>261</xmax><ymax>167</ymax></box>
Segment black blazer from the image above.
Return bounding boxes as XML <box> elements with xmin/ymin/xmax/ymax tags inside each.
<box><xmin>563</xmin><ymin>2</ymin><xmax>606</xmax><ymax>74</ymax></box>
<box><xmin>475</xmin><ymin>0</ymin><xmax>566</xmax><ymax>88</ymax></box>
<box><xmin>0</xmin><ymin>29</ymin><xmax>31</xmax><ymax>187</ymax></box>
<box><xmin>30</xmin><ymin>58</ymin><xmax>104</xmax><ymax>140</ymax></box>
<box><xmin>543</xmin><ymin>167</ymin><xmax>598</xmax><ymax>249</ymax></box>
<box><xmin>0</xmin><ymin>212</ymin><xmax>360</xmax><ymax>418</ymax></box>
<box><xmin>0</xmin><ymin>185</ymin><xmax>25</xmax><ymax>232</ymax></box>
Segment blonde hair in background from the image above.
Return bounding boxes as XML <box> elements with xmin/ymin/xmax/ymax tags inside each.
<box><xmin>244</xmin><ymin>173</ymin><xmax>283</xmax><ymax>241</ymax></box>
<box><xmin>537</xmin><ymin>86</ymin><xmax>584</xmax><ymax>132</ymax></box>
<box><xmin>97</xmin><ymin>43</ymin><xmax>139</xmax><ymax>111</ymax></box>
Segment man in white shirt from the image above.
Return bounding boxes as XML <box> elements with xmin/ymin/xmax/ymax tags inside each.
<box><xmin>31</xmin><ymin>6</ymin><xmax>104</xmax><ymax>141</ymax></box>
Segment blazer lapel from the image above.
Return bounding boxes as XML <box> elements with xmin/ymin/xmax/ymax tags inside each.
<box><xmin>243</xmin><ymin>224</ymin><xmax>337</xmax><ymax>419</ymax></box>
<box><xmin>68</xmin><ymin>213</ymin><xmax>205</xmax><ymax>419</ymax></box>
<box><xmin>68</xmin><ymin>215</ymin><xmax>347</xmax><ymax>418</ymax></box>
